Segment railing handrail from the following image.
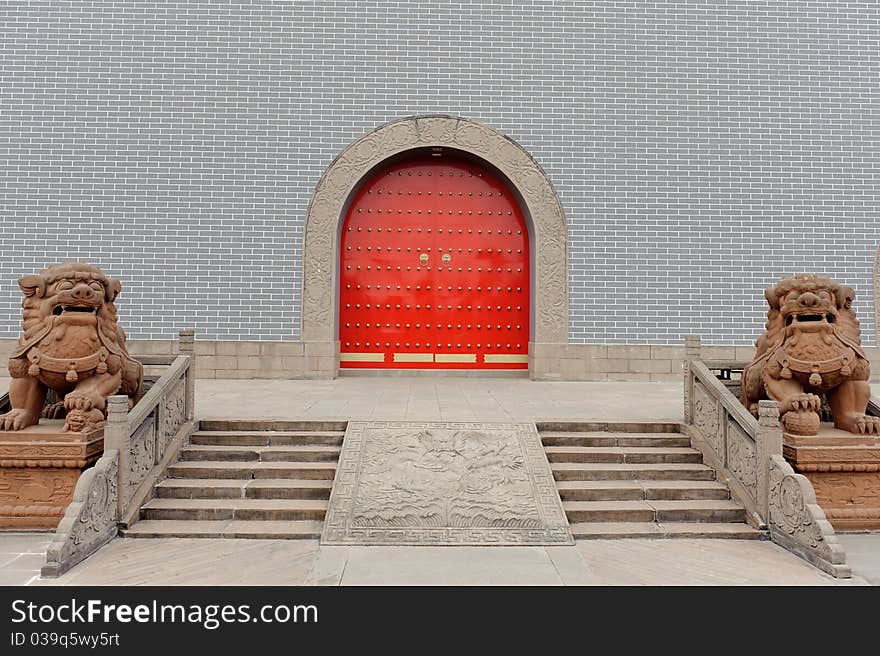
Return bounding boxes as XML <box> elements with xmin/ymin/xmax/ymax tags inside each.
<box><xmin>690</xmin><ymin>360</ymin><xmax>759</xmax><ymax>439</ymax></box>
<box><xmin>127</xmin><ymin>354</ymin><xmax>190</xmax><ymax>430</ymax></box>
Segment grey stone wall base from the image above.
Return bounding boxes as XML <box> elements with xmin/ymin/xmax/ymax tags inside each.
<box><xmin>768</xmin><ymin>454</ymin><xmax>851</xmax><ymax>579</ymax></box>
<box><xmin>42</xmin><ymin>451</ymin><xmax>119</xmax><ymax>579</ymax></box>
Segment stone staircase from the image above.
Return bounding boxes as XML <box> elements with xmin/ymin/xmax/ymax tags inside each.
<box><xmin>538</xmin><ymin>421</ymin><xmax>764</xmax><ymax>540</ymax></box>
<box><xmin>122</xmin><ymin>420</ymin><xmax>346</xmax><ymax>539</ymax></box>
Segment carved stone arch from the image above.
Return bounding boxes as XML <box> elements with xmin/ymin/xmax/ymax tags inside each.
<box><xmin>301</xmin><ymin>115</ymin><xmax>568</xmax><ymax>375</ymax></box>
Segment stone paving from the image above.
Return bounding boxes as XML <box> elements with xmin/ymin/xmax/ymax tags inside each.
<box><xmin>19</xmin><ymin>537</ymin><xmax>865</xmax><ymax>586</ymax></box>
<box><xmin>195</xmin><ymin>378</ymin><xmax>685</xmax><ymax>422</ymax></box>
<box><xmin>0</xmin><ymin>532</ymin><xmax>52</xmax><ymax>586</ymax></box>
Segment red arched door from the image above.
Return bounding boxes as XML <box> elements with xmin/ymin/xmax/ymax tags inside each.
<box><xmin>339</xmin><ymin>154</ymin><xmax>530</xmax><ymax>370</ymax></box>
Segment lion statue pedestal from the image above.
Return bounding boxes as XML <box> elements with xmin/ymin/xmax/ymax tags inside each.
<box><xmin>0</xmin><ymin>420</ymin><xmax>104</xmax><ymax>529</ymax></box>
<box><xmin>0</xmin><ymin>263</ymin><xmax>142</xmax><ymax>530</ymax></box>
<box><xmin>742</xmin><ymin>273</ymin><xmax>880</xmax><ymax>530</ymax></box>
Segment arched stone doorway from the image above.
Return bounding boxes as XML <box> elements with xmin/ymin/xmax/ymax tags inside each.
<box><xmin>301</xmin><ymin>115</ymin><xmax>567</xmax><ymax>377</ymax></box>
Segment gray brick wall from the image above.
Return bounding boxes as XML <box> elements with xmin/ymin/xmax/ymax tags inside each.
<box><xmin>0</xmin><ymin>1</ymin><xmax>876</xmax><ymax>345</ymax></box>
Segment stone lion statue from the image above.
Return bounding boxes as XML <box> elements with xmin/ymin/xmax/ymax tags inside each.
<box><xmin>0</xmin><ymin>263</ymin><xmax>143</xmax><ymax>432</ymax></box>
<box><xmin>742</xmin><ymin>273</ymin><xmax>877</xmax><ymax>436</ymax></box>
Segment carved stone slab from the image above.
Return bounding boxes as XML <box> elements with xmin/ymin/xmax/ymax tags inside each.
<box><xmin>0</xmin><ymin>420</ymin><xmax>103</xmax><ymax>529</ymax></box>
<box><xmin>784</xmin><ymin>425</ymin><xmax>880</xmax><ymax>531</ymax></box>
<box><xmin>322</xmin><ymin>421</ymin><xmax>573</xmax><ymax>545</ymax></box>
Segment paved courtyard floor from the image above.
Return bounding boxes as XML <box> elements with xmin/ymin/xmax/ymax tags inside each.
<box><xmin>4</xmin><ymin>536</ymin><xmax>862</xmax><ymax>586</ymax></box>
<box><xmin>3</xmin><ymin>377</ymin><xmax>879</xmax><ymax>422</ymax></box>
<box><xmin>195</xmin><ymin>377</ymin><xmax>685</xmax><ymax>422</ymax></box>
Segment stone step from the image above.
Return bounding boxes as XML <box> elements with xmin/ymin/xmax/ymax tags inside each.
<box><xmin>155</xmin><ymin>478</ymin><xmax>333</xmax><ymax>500</ymax></box>
<box><xmin>190</xmin><ymin>431</ymin><xmax>345</xmax><ymax>447</ymax></box>
<box><xmin>562</xmin><ymin>499</ymin><xmax>746</xmax><ymax>524</ymax></box>
<box><xmin>555</xmin><ymin>480</ymin><xmax>730</xmax><ymax>502</ymax></box>
<box><xmin>122</xmin><ymin>519</ymin><xmax>324</xmax><ymax>539</ymax></box>
<box><xmin>179</xmin><ymin>445</ymin><xmax>341</xmax><ymax>462</ymax></box>
<box><xmin>199</xmin><ymin>420</ymin><xmax>347</xmax><ymax>432</ymax></box>
<box><xmin>540</xmin><ymin>433</ymin><xmax>690</xmax><ymax>448</ymax></box>
<box><xmin>569</xmin><ymin>522</ymin><xmax>764</xmax><ymax>540</ymax></box>
<box><xmin>551</xmin><ymin>462</ymin><xmax>716</xmax><ymax>481</ymax></box>
<box><xmin>544</xmin><ymin>446</ymin><xmax>702</xmax><ymax>464</ymax></box>
<box><xmin>536</xmin><ymin>421</ymin><xmax>682</xmax><ymax>434</ymax></box>
<box><xmin>246</xmin><ymin>480</ymin><xmax>334</xmax><ymax>500</ymax></box>
<box><xmin>141</xmin><ymin>498</ymin><xmax>328</xmax><ymax>522</ymax></box>
<box><xmin>167</xmin><ymin>461</ymin><xmax>336</xmax><ymax>480</ymax></box>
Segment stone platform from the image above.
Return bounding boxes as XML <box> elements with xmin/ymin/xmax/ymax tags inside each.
<box><xmin>784</xmin><ymin>425</ymin><xmax>880</xmax><ymax>531</ymax></box>
<box><xmin>322</xmin><ymin>421</ymin><xmax>572</xmax><ymax>545</ymax></box>
<box><xmin>0</xmin><ymin>420</ymin><xmax>103</xmax><ymax>530</ymax></box>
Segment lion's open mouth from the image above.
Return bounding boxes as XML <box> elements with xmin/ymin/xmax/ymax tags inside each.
<box><xmin>785</xmin><ymin>313</ymin><xmax>833</xmax><ymax>326</ymax></box>
<box><xmin>52</xmin><ymin>305</ymin><xmax>99</xmax><ymax>316</ymax></box>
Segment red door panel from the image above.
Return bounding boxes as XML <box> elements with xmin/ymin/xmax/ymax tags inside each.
<box><xmin>339</xmin><ymin>154</ymin><xmax>530</xmax><ymax>369</ymax></box>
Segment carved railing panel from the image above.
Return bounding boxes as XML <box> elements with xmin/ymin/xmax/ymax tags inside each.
<box><xmin>43</xmin><ymin>450</ymin><xmax>119</xmax><ymax>577</ymax></box>
<box><xmin>160</xmin><ymin>379</ymin><xmax>186</xmax><ymax>455</ymax></box>
<box><xmin>727</xmin><ymin>419</ymin><xmax>757</xmax><ymax>504</ymax></box>
<box><xmin>768</xmin><ymin>455</ymin><xmax>851</xmax><ymax>578</ymax></box>
<box><xmin>693</xmin><ymin>379</ymin><xmax>723</xmax><ymax>458</ymax></box>
<box><xmin>127</xmin><ymin>411</ymin><xmax>157</xmax><ymax>502</ymax></box>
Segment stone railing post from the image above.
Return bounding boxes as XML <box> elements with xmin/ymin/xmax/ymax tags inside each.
<box><xmin>757</xmin><ymin>400</ymin><xmax>783</xmax><ymax>524</ymax></box>
<box><xmin>104</xmin><ymin>395</ymin><xmax>130</xmax><ymax>520</ymax></box>
<box><xmin>178</xmin><ymin>329</ymin><xmax>195</xmax><ymax>421</ymax></box>
<box><xmin>683</xmin><ymin>335</ymin><xmax>701</xmax><ymax>424</ymax></box>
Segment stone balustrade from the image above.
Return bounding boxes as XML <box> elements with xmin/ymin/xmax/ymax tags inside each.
<box><xmin>42</xmin><ymin>330</ymin><xmax>196</xmax><ymax>577</ymax></box>
<box><xmin>683</xmin><ymin>335</ymin><xmax>851</xmax><ymax>578</ymax></box>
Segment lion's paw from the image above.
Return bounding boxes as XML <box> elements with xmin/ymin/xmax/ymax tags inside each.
<box><xmin>41</xmin><ymin>402</ymin><xmax>67</xmax><ymax>420</ymax></box>
<box><xmin>0</xmin><ymin>409</ymin><xmax>39</xmax><ymax>431</ymax></box>
<box><xmin>782</xmin><ymin>393</ymin><xmax>822</xmax><ymax>414</ymax></box>
<box><xmin>853</xmin><ymin>415</ymin><xmax>880</xmax><ymax>435</ymax></box>
<box><xmin>63</xmin><ymin>392</ymin><xmax>96</xmax><ymax>412</ymax></box>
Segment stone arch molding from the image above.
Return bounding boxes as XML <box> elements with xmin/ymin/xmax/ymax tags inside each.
<box><xmin>301</xmin><ymin>115</ymin><xmax>569</xmax><ymax>357</ymax></box>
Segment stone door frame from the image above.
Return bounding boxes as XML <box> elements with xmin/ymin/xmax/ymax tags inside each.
<box><xmin>301</xmin><ymin>115</ymin><xmax>568</xmax><ymax>377</ymax></box>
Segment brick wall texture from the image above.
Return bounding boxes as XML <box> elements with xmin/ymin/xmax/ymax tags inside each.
<box><xmin>1</xmin><ymin>1</ymin><xmax>877</xmax><ymax>345</ymax></box>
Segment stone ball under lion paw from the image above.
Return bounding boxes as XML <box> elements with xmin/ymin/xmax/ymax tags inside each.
<box><xmin>64</xmin><ymin>408</ymin><xmax>104</xmax><ymax>433</ymax></box>
<box><xmin>782</xmin><ymin>410</ymin><xmax>821</xmax><ymax>436</ymax></box>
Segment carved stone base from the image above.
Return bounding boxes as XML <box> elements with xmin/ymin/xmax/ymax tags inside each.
<box><xmin>0</xmin><ymin>420</ymin><xmax>103</xmax><ymax>530</ymax></box>
<box><xmin>784</xmin><ymin>424</ymin><xmax>880</xmax><ymax>531</ymax></box>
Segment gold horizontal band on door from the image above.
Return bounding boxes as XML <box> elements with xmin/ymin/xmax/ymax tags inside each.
<box><xmin>339</xmin><ymin>352</ymin><xmax>385</xmax><ymax>363</ymax></box>
<box><xmin>393</xmin><ymin>353</ymin><xmax>434</xmax><ymax>363</ymax></box>
<box><xmin>434</xmin><ymin>353</ymin><xmax>477</xmax><ymax>363</ymax></box>
<box><xmin>484</xmin><ymin>354</ymin><xmax>529</xmax><ymax>364</ymax></box>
